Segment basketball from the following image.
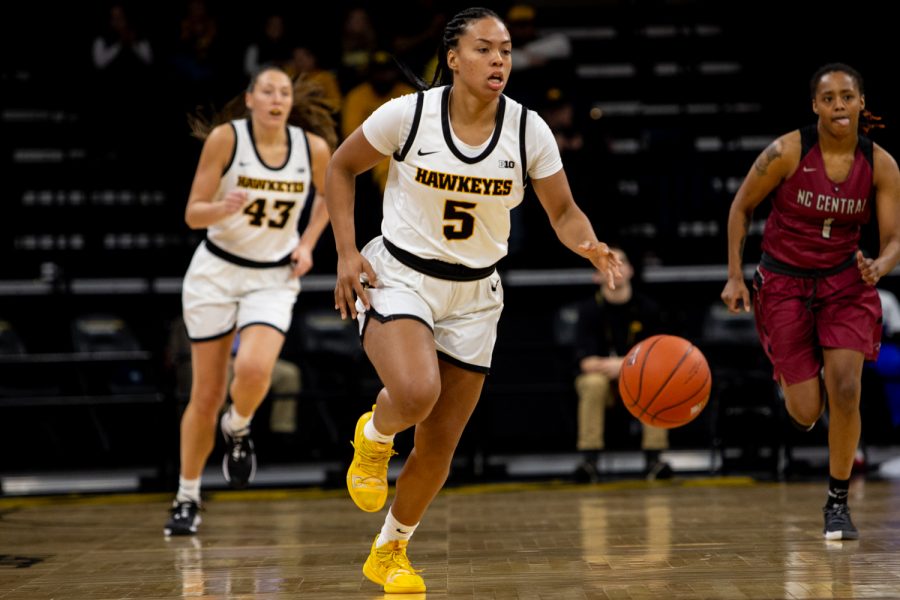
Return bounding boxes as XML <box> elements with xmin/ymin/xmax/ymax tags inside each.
<box><xmin>618</xmin><ymin>334</ymin><xmax>711</xmax><ymax>429</ymax></box>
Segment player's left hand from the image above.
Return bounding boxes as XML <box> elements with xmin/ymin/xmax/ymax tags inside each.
<box><xmin>290</xmin><ymin>243</ymin><xmax>314</xmax><ymax>278</ymax></box>
<box><xmin>578</xmin><ymin>241</ymin><xmax>622</xmax><ymax>289</ymax></box>
<box><xmin>857</xmin><ymin>250</ymin><xmax>882</xmax><ymax>285</ymax></box>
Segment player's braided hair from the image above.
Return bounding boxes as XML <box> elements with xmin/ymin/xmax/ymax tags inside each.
<box><xmin>809</xmin><ymin>62</ymin><xmax>884</xmax><ymax>135</ymax></box>
<box><xmin>187</xmin><ymin>64</ymin><xmax>338</xmax><ymax>149</ymax></box>
<box><xmin>398</xmin><ymin>7</ymin><xmax>502</xmax><ymax>90</ymax></box>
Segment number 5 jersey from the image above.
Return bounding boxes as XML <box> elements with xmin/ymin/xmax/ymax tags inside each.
<box><xmin>362</xmin><ymin>86</ymin><xmax>562</xmax><ymax>269</ymax></box>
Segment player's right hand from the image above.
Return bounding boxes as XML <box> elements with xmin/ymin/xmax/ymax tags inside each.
<box><xmin>334</xmin><ymin>251</ymin><xmax>379</xmax><ymax>320</ymax></box>
<box><xmin>721</xmin><ymin>277</ymin><xmax>750</xmax><ymax>313</ymax></box>
<box><xmin>856</xmin><ymin>250</ymin><xmax>882</xmax><ymax>285</ymax></box>
<box><xmin>220</xmin><ymin>190</ymin><xmax>248</xmax><ymax>216</ymax></box>
<box><xmin>578</xmin><ymin>241</ymin><xmax>622</xmax><ymax>290</ymax></box>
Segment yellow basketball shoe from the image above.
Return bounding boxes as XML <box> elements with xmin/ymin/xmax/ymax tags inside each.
<box><xmin>362</xmin><ymin>536</ymin><xmax>426</xmax><ymax>593</ymax></box>
<box><xmin>346</xmin><ymin>406</ymin><xmax>396</xmax><ymax>512</ymax></box>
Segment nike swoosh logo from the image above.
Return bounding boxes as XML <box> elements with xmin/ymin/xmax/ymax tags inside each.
<box><xmin>802</xmin><ymin>167</ymin><xmax>816</xmax><ymax>173</ymax></box>
<box><xmin>417</xmin><ymin>149</ymin><xmax>440</xmax><ymax>156</ymax></box>
<box><xmin>491</xmin><ymin>281</ymin><xmax>499</xmax><ymax>291</ymax></box>
<box><xmin>387</xmin><ymin>570</ymin><xmax>414</xmax><ymax>582</ymax></box>
<box><xmin>239</xmin><ymin>161</ymin><xmax>251</xmax><ymax>166</ymax></box>
<box><xmin>351</xmin><ymin>475</ymin><xmax>386</xmax><ymax>490</ymax></box>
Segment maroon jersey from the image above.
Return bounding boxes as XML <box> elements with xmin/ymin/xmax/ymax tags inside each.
<box><xmin>761</xmin><ymin>126</ymin><xmax>874</xmax><ymax>269</ymax></box>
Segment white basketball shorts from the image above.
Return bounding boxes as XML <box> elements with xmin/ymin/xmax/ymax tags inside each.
<box><xmin>182</xmin><ymin>243</ymin><xmax>300</xmax><ymax>341</ymax></box>
<box><xmin>356</xmin><ymin>237</ymin><xmax>503</xmax><ymax>373</ymax></box>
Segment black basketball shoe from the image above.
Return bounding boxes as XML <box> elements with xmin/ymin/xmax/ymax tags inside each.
<box><xmin>823</xmin><ymin>503</ymin><xmax>859</xmax><ymax>540</ymax></box>
<box><xmin>572</xmin><ymin>460</ymin><xmax>601</xmax><ymax>483</ymax></box>
<box><xmin>164</xmin><ymin>500</ymin><xmax>201</xmax><ymax>536</ymax></box>
<box><xmin>221</xmin><ymin>417</ymin><xmax>256</xmax><ymax>488</ymax></box>
<box><xmin>645</xmin><ymin>460</ymin><xmax>674</xmax><ymax>481</ymax></box>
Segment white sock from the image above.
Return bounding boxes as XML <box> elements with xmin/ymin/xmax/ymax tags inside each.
<box><xmin>364</xmin><ymin>414</ymin><xmax>394</xmax><ymax>443</ymax></box>
<box><xmin>176</xmin><ymin>476</ymin><xmax>201</xmax><ymax>504</ymax></box>
<box><xmin>376</xmin><ymin>508</ymin><xmax>418</xmax><ymax>546</ymax></box>
<box><xmin>224</xmin><ymin>405</ymin><xmax>252</xmax><ymax>432</ymax></box>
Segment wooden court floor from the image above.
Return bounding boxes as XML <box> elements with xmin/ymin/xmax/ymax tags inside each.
<box><xmin>2</xmin><ymin>478</ymin><xmax>899</xmax><ymax>599</ymax></box>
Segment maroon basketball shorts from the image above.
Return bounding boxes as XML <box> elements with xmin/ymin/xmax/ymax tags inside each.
<box><xmin>752</xmin><ymin>265</ymin><xmax>882</xmax><ymax>385</ymax></box>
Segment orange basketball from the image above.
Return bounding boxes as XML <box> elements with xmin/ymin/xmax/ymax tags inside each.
<box><xmin>618</xmin><ymin>334</ymin><xmax>711</xmax><ymax>429</ymax></box>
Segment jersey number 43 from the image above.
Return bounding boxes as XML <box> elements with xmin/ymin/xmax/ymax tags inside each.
<box><xmin>243</xmin><ymin>198</ymin><xmax>297</xmax><ymax>229</ymax></box>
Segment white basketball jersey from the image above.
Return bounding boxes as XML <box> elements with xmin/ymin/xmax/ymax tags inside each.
<box><xmin>206</xmin><ymin>119</ymin><xmax>312</xmax><ymax>263</ymax></box>
<box><xmin>381</xmin><ymin>87</ymin><xmax>530</xmax><ymax>269</ymax></box>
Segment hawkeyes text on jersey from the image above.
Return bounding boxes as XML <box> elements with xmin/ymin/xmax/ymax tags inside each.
<box><xmin>413</xmin><ymin>168</ymin><xmax>513</xmax><ymax>196</ymax></box>
<box><xmin>236</xmin><ymin>176</ymin><xmax>305</xmax><ymax>194</ymax></box>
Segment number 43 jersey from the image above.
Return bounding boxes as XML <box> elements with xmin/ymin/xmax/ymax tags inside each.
<box><xmin>207</xmin><ymin>118</ymin><xmax>313</xmax><ymax>264</ymax></box>
<box><xmin>363</xmin><ymin>86</ymin><xmax>562</xmax><ymax>269</ymax></box>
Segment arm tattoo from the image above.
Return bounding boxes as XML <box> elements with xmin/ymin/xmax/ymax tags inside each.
<box><xmin>753</xmin><ymin>140</ymin><xmax>782</xmax><ymax>177</ymax></box>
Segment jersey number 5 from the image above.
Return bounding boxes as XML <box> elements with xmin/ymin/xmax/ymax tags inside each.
<box><xmin>822</xmin><ymin>217</ymin><xmax>834</xmax><ymax>239</ymax></box>
<box><xmin>443</xmin><ymin>200</ymin><xmax>477</xmax><ymax>240</ymax></box>
<box><xmin>243</xmin><ymin>198</ymin><xmax>297</xmax><ymax>229</ymax></box>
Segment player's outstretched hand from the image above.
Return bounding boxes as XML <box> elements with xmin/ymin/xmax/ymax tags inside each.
<box><xmin>578</xmin><ymin>241</ymin><xmax>622</xmax><ymax>290</ymax></box>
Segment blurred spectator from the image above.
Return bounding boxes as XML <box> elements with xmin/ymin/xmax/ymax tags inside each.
<box><xmin>879</xmin><ymin>289</ymin><xmax>900</xmax><ymax>337</ymax></box>
<box><xmin>571</xmin><ymin>247</ymin><xmax>673</xmax><ymax>483</ymax></box>
<box><xmin>389</xmin><ymin>0</ymin><xmax>446</xmax><ymax>78</ymax></box>
<box><xmin>90</xmin><ymin>3</ymin><xmax>155</xmax><ymax>161</ymax></box>
<box><xmin>504</xmin><ymin>4</ymin><xmax>573</xmax><ymax>109</ymax></box>
<box><xmin>286</xmin><ymin>45</ymin><xmax>342</xmax><ymax>112</ymax></box>
<box><xmin>870</xmin><ymin>289</ymin><xmax>900</xmax><ymax>428</ymax></box>
<box><xmin>338</xmin><ymin>7</ymin><xmax>377</xmax><ymax>92</ymax></box>
<box><xmin>172</xmin><ymin>0</ymin><xmax>224</xmax><ymax>105</ymax></box>
<box><xmin>342</xmin><ymin>51</ymin><xmax>415</xmax><ymax>190</ymax></box>
<box><xmin>540</xmin><ymin>87</ymin><xmax>583</xmax><ymax>154</ymax></box>
<box><xmin>243</xmin><ymin>14</ymin><xmax>292</xmax><ymax>77</ymax></box>
<box><xmin>92</xmin><ymin>4</ymin><xmax>153</xmax><ymax>73</ymax></box>
<box><xmin>507</xmin><ymin>4</ymin><xmax>571</xmax><ymax>72</ymax></box>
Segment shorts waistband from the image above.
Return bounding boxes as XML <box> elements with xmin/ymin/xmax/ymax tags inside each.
<box><xmin>204</xmin><ymin>239</ymin><xmax>291</xmax><ymax>269</ymax></box>
<box><xmin>383</xmin><ymin>238</ymin><xmax>496</xmax><ymax>281</ymax></box>
<box><xmin>759</xmin><ymin>251</ymin><xmax>857</xmax><ymax>278</ymax></box>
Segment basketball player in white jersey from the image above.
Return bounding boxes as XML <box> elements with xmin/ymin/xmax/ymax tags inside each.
<box><xmin>326</xmin><ymin>8</ymin><xmax>621</xmax><ymax>593</ymax></box>
<box><xmin>164</xmin><ymin>66</ymin><xmax>336</xmax><ymax>536</ymax></box>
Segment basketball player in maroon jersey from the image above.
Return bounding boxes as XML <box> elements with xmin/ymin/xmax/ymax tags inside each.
<box><xmin>721</xmin><ymin>63</ymin><xmax>900</xmax><ymax>539</ymax></box>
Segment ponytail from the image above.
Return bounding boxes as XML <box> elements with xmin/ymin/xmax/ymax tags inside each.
<box><xmin>860</xmin><ymin>109</ymin><xmax>884</xmax><ymax>135</ymax></box>
<box><xmin>187</xmin><ymin>65</ymin><xmax>338</xmax><ymax>149</ymax></box>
